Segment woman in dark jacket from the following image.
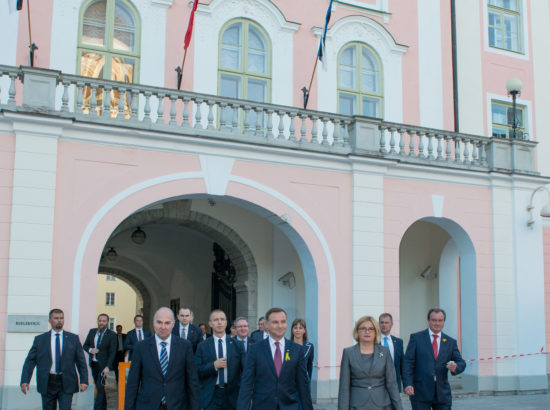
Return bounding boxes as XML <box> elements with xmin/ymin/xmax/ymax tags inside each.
<box><xmin>291</xmin><ymin>318</ymin><xmax>315</xmax><ymax>380</ymax></box>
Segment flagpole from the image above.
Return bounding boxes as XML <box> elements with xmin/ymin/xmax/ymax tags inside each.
<box><xmin>176</xmin><ymin>48</ymin><xmax>188</xmax><ymax>91</ymax></box>
<box><xmin>303</xmin><ymin>55</ymin><xmax>319</xmax><ymax>109</ymax></box>
<box><xmin>26</xmin><ymin>0</ymin><xmax>37</xmax><ymax>67</ymax></box>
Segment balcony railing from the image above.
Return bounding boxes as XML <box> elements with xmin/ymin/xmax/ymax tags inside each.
<box><xmin>0</xmin><ymin>65</ymin><xmax>538</xmax><ymax>175</ymax></box>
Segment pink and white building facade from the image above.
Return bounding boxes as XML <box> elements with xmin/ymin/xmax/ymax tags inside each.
<box><xmin>1</xmin><ymin>0</ymin><xmax>550</xmax><ymax>406</ymax></box>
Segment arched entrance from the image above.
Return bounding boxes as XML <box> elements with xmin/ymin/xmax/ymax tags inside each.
<box><xmin>399</xmin><ymin>217</ymin><xmax>478</xmax><ymax>392</ymax></box>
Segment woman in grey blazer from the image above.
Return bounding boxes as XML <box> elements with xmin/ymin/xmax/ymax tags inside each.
<box><xmin>338</xmin><ymin>316</ymin><xmax>402</xmax><ymax>410</ymax></box>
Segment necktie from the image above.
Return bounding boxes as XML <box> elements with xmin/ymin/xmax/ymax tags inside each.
<box><xmin>55</xmin><ymin>333</ymin><xmax>61</xmax><ymax>374</ymax></box>
<box><xmin>274</xmin><ymin>341</ymin><xmax>282</xmax><ymax>377</ymax></box>
<box><xmin>432</xmin><ymin>334</ymin><xmax>439</xmax><ymax>359</ymax></box>
<box><xmin>96</xmin><ymin>329</ymin><xmax>104</xmax><ymax>348</ymax></box>
<box><xmin>138</xmin><ymin>329</ymin><xmax>142</xmax><ymax>341</ymax></box>
<box><xmin>159</xmin><ymin>342</ymin><xmax>168</xmax><ymax>405</ymax></box>
<box><xmin>181</xmin><ymin>326</ymin><xmax>186</xmax><ymax>339</ymax></box>
<box><xmin>383</xmin><ymin>336</ymin><xmax>389</xmax><ymax>347</ymax></box>
<box><xmin>218</xmin><ymin>338</ymin><xmax>225</xmax><ymax>387</ymax></box>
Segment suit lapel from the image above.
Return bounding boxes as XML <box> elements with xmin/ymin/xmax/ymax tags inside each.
<box><xmin>208</xmin><ymin>337</ymin><xmax>217</xmax><ymax>361</ymax></box>
<box><xmin>61</xmin><ymin>333</ymin><xmax>70</xmax><ymax>361</ymax></box>
<box><xmin>423</xmin><ymin>329</ymin><xmax>436</xmax><ymax>360</ymax></box>
<box><xmin>148</xmin><ymin>337</ymin><xmax>163</xmax><ymax>376</ymax></box>
<box><xmin>261</xmin><ymin>339</ymin><xmax>277</xmax><ymax>378</ymax></box>
<box><xmin>166</xmin><ymin>337</ymin><xmax>178</xmax><ymax>376</ymax></box>
<box><xmin>279</xmin><ymin>339</ymin><xmax>292</xmax><ymax>377</ymax></box>
<box><xmin>46</xmin><ymin>331</ymin><xmax>53</xmax><ymax>366</ymax></box>
<box><xmin>438</xmin><ymin>332</ymin><xmax>450</xmax><ymax>362</ymax></box>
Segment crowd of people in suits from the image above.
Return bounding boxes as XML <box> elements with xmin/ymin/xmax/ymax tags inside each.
<box><xmin>20</xmin><ymin>306</ymin><xmax>465</xmax><ymax>410</ymax></box>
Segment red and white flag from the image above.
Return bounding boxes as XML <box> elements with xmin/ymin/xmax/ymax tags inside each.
<box><xmin>183</xmin><ymin>0</ymin><xmax>199</xmax><ymax>50</ymax></box>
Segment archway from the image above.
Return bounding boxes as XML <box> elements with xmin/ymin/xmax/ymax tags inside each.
<box><xmin>399</xmin><ymin>217</ymin><xmax>478</xmax><ymax>392</ymax></box>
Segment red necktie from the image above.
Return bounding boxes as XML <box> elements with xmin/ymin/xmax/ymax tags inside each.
<box><xmin>432</xmin><ymin>334</ymin><xmax>439</xmax><ymax>359</ymax></box>
<box><xmin>274</xmin><ymin>341</ymin><xmax>282</xmax><ymax>377</ymax></box>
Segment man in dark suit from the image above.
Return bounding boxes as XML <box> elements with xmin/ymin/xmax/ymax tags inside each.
<box><xmin>20</xmin><ymin>308</ymin><xmax>88</xmax><ymax>410</ymax></box>
<box><xmin>379</xmin><ymin>312</ymin><xmax>404</xmax><ymax>392</ymax></box>
<box><xmin>403</xmin><ymin>308</ymin><xmax>466</xmax><ymax>410</ymax></box>
<box><xmin>124</xmin><ymin>315</ymin><xmax>152</xmax><ymax>361</ymax></box>
<box><xmin>236</xmin><ymin>307</ymin><xmax>313</xmax><ymax>410</ymax></box>
<box><xmin>195</xmin><ymin>309</ymin><xmax>245</xmax><ymax>409</ymax></box>
<box><xmin>113</xmin><ymin>325</ymin><xmax>126</xmax><ymax>383</ymax></box>
<box><xmin>233</xmin><ymin>317</ymin><xmax>254</xmax><ymax>352</ymax></box>
<box><xmin>172</xmin><ymin>307</ymin><xmax>202</xmax><ymax>353</ymax></box>
<box><xmin>125</xmin><ymin>307</ymin><xmax>200</xmax><ymax>410</ymax></box>
<box><xmin>249</xmin><ymin>316</ymin><xmax>266</xmax><ymax>343</ymax></box>
<box><xmin>83</xmin><ymin>313</ymin><xmax>117</xmax><ymax>410</ymax></box>
<box><xmin>198</xmin><ymin>323</ymin><xmax>211</xmax><ymax>341</ymax></box>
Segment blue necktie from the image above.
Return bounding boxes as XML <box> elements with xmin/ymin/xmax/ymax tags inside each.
<box><xmin>383</xmin><ymin>336</ymin><xmax>389</xmax><ymax>347</ymax></box>
<box><xmin>218</xmin><ymin>338</ymin><xmax>225</xmax><ymax>386</ymax></box>
<box><xmin>55</xmin><ymin>333</ymin><xmax>61</xmax><ymax>374</ymax></box>
<box><xmin>159</xmin><ymin>342</ymin><xmax>168</xmax><ymax>404</ymax></box>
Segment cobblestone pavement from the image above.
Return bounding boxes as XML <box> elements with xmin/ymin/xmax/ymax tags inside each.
<box><xmin>315</xmin><ymin>392</ymin><xmax>550</xmax><ymax>410</ymax></box>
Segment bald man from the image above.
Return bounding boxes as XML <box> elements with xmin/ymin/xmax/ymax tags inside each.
<box><xmin>125</xmin><ymin>307</ymin><xmax>199</xmax><ymax>410</ymax></box>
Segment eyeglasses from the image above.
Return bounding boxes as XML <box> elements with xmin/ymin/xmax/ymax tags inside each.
<box><xmin>358</xmin><ymin>327</ymin><xmax>376</xmax><ymax>333</ymax></box>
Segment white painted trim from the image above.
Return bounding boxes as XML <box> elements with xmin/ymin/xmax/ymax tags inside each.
<box><xmin>482</xmin><ymin>0</ymin><xmax>530</xmax><ymax>61</ymax></box>
<box><xmin>335</xmin><ymin>0</ymin><xmax>388</xmax><ymax>13</ymax></box>
<box><xmin>486</xmin><ymin>92</ymin><xmax>533</xmax><ymax>140</ymax></box>
<box><xmin>71</xmin><ymin>170</ymin><xmax>337</xmax><ymax>377</ymax></box>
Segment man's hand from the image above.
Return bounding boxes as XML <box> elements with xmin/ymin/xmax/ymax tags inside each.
<box><xmin>404</xmin><ymin>386</ymin><xmax>415</xmax><ymax>396</ymax></box>
<box><xmin>89</xmin><ymin>348</ymin><xmax>99</xmax><ymax>355</ymax></box>
<box><xmin>20</xmin><ymin>383</ymin><xmax>30</xmax><ymax>394</ymax></box>
<box><xmin>446</xmin><ymin>361</ymin><xmax>457</xmax><ymax>373</ymax></box>
<box><xmin>214</xmin><ymin>358</ymin><xmax>227</xmax><ymax>369</ymax></box>
<box><xmin>102</xmin><ymin>367</ymin><xmax>109</xmax><ymax>377</ymax></box>
<box><xmin>79</xmin><ymin>384</ymin><xmax>88</xmax><ymax>392</ymax></box>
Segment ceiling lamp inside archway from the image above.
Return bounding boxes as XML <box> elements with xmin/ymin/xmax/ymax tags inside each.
<box><xmin>131</xmin><ymin>227</ymin><xmax>147</xmax><ymax>244</ymax></box>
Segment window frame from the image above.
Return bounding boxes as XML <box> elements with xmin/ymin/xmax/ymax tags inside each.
<box><xmin>105</xmin><ymin>292</ymin><xmax>116</xmax><ymax>306</ymax></box>
<box><xmin>217</xmin><ymin>18</ymin><xmax>272</xmax><ymax>104</ymax></box>
<box><xmin>487</xmin><ymin>0</ymin><xmax>522</xmax><ymax>53</ymax></box>
<box><xmin>76</xmin><ymin>0</ymin><xmax>141</xmax><ymax>83</ymax></box>
<box><xmin>337</xmin><ymin>42</ymin><xmax>383</xmax><ymax>118</ymax></box>
<box><xmin>491</xmin><ymin>100</ymin><xmax>527</xmax><ymax>139</ymax></box>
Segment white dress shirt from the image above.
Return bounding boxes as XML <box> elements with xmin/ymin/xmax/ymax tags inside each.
<box><xmin>155</xmin><ymin>334</ymin><xmax>171</xmax><ymax>362</ymax></box>
<box><xmin>213</xmin><ymin>334</ymin><xmax>228</xmax><ymax>384</ymax></box>
<box><xmin>268</xmin><ymin>336</ymin><xmax>285</xmax><ymax>359</ymax></box>
<box><xmin>381</xmin><ymin>334</ymin><xmax>395</xmax><ymax>360</ymax></box>
<box><xmin>50</xmin><ymin>330</ymin><xmax>63</xmax><ymax>374</ymax></box>
<box><xmin>428</xmin><ymin>329</ymin><xmax>442</xmax><ymax>354</ymax></box>
<box><xmin>135</xmin><ymin>328</ymin><xmax>144</xmax><ymax>341</ymax></box>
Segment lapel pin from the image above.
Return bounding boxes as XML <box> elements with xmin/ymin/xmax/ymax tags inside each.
<box><xmin>285</xmin><ymin>351</ymin><xmax>290</xmax><ymax>361</ymax></box>
<box><xmin>379</xmin><ymin>352</ymin><xmax>384</xmax><ymax>358</ymax></box>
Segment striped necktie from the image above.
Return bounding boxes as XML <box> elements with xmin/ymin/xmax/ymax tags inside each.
<box><xmin>159</xmin><ymin>341</ymin><xmax>168</xmax><ymax>405</ymax></box>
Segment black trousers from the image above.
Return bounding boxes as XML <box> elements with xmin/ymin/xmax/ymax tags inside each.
<box><xmin>41</xmin><ymin>375</ymin><xmax>73</xmax><ymax>410</ymax></box>
<box><xmin>205</xmin><ymin>386</ymin><xmax>233</xmax><ymax>410</ymax></box>
<box><xmin>411</xmin><ymin>402</ymin><xmax>451</xmax><ymax>410</ymax></box>
<box><xmin>91</xmin><ymin>362</ymin><xmax>107</xmax><ymax>410</ymax></box>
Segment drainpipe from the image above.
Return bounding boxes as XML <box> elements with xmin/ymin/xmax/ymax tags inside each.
<box><xmin>451</xmin><ymin>0</ymin><xmax>459</xmax><ymax>132</ymax></box>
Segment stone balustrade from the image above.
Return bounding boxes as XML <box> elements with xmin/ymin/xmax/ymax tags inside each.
<box><xmin>0</xmin><ymin>65</ymin><xmax>538</xmax><ymax>175</ymax></box>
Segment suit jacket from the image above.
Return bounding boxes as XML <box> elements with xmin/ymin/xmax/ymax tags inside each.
<box><xmin>384</xmin><ymin>335</ymin><xmax>404</xmax><ymax>392</ymax></box>
<box><xmin>235</xmin><ymin>336</ymin><xmax>254</xmax><ymax>353</ymax></box>
<box><xmin>338</xmin><ymin>344</ymin><xmax>402</xmax><ymax>410</ymax></box>
<box><xmin>249</xmin><ymin>330</ymin><xmax>268</xmax><ymax>344</ymax></box>
<box><xmin>172</xmin><ymin>323</ymin><xmax>202</xmax><ymax>353</ymax></box>
<box><xmin>125</xmin><ymin>335</ymin><xmax>200</xmax><ymax>410</ymax></box>
<box><xmin>83</xmin><ymin>328</ymin><xmax>117</xmax><ymax>370</ymax></box>
<box><xmin>403</xmin><ymin>329</ymin><xmax>466</xmax><ymax>405</ymax></box>
<box><xmin>20</xmin><ymin>330</ymin><xmax>88</xmax><ymax>395</ymax></box>
<box><xmin>195</xmin><ymin>335</ymin><xmax>245</xmax><ymax>409</ymax></box>
<box><xmin>301</xmin><ymin>341</ymin><xmax>315</xmax><ymax>380</ymax></box>
<box><xmin>124</xmin><ymin>328</ymin><xmax>152</xmax><ymax>361</ymax></box>
<box><xmin>236</xmin><ymin>338</ymin><xmax>313</xmax><ymax>410</ymax></box>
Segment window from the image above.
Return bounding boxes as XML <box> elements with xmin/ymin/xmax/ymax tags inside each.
<box><xmin>218</xmin><ymin>20</ymin><xmax>271</xmax><ymax>127</ymax></box>
<box><xmin>105</xmin><ymin>292</ymin><xmax>115</xmax><ymax>305</ymax></box>
<box><xmin>338</xmin><ymin>43</ymin><xmax>383</xmax><ymax>118</ymax></box>
<box><xmin>77</xmin><ymin>0</ymin><xmax>140</xmax><ymax>112</ymax></box>
<box><xmin>488</xmin><ymin>0</ymin><xmax>521</xmax><ymax>52</ymax></box>
<box><xmin>106</xmin><ymin>275</ymin><xmax>116</xmax><ymax>281</ymax></box>
<box><xmin>491</xmin><ymin>101</ymin><xmax>526</xmax><ymax>139</ymax></box>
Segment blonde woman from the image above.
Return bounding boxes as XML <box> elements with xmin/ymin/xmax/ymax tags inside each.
<box><xmin>338</xmin><ymin>316</ymin><xmax>402</xmax><ymax>410</ymax></box>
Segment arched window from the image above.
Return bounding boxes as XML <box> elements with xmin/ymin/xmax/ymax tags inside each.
<box><xmin>337</xmin><ymin>43</ymin><xmax>382</xmax><ymax>118</ymax></box>
<box><xmin>219</xmin><ymin>19</ymin><xmax>271</xmax><ymax>107</ymax></box>
<box><xmin>77</xmin><ymin>0</ymin><xmax>140</xmax><ymax>113</ymax></box>
<box><xmin>78</xmin><ymin>0</ymin><xmax>140</xmax><ymax>82</ymax></box>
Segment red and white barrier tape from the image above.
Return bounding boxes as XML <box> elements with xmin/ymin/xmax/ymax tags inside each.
<box><xmin>314</xmin><ymin>347</ymin><xmax>548</xmax><ymax>369</ymax></box>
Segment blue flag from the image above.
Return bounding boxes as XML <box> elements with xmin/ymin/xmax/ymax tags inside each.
<box><xmin>317</xmin><ymin>0</ymin><xmax>333</xmax><ymax>70</ymax></box>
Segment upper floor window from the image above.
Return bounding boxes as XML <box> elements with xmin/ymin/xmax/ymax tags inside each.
<box><xmin>219</xmin><ymin>19</ymin><xmax>271</xmax><ymax>105</ymax></box>
<box><xmin>106</xmin><ymin>292</ymin><xmax>115</xmax><ymax>305</ymax></box>
<box><xmin>78</xmin><ymin>0</ymin><xmax>140</xmax><ymax>112</ymax></box>
<box><xmin>491</xmin><ymin>101</ymin><xmax>526</xmax><ymax>139</ymax></box>
<box><xmin>338</xmin><ymin>43</ymin><xmax>383</xmax><ymax>118</ymax></box>
<box><xmin>488</xmin><ymin>0</ymin><xmax>521</xmax><ymax>52</ymax></box>
<box><xmin>106</xmin><ymin>275</ymin><xmax>116</xmax><ymax>281</ymax></box>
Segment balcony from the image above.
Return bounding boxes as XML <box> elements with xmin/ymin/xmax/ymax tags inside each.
<box><xmin>0</xmin><ymin>65</ymin><xmax>538</xmax><ymax>175</ymax></box>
